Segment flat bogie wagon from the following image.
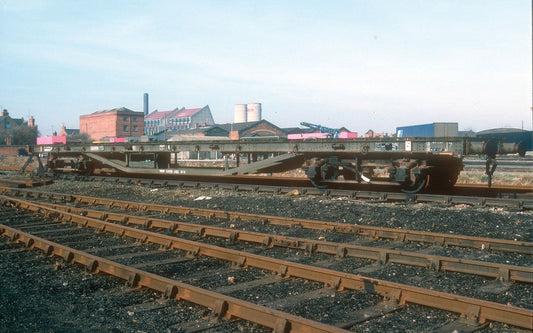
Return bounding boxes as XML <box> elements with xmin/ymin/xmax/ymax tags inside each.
<box><xmin>33</xmin><ymin>137</ymin><xmax>526</xmax><ymax>193</ymax></box>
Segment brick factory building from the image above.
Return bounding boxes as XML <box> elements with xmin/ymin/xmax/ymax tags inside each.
<box><xmin>144</xmin><ymin>105</ymin><xmax>214</xmax><ymax>135</ymax></box>
<box><xmin>80</xmin><ymin>107</ymin><xmax>144</xmax><ymax>141</ymax></box>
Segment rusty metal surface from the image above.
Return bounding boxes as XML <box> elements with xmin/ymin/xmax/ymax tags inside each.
<box><xmin>18</xmin><ymin>197</ymin><xmax>533</xmax><ymax>284</ymax></box>
<box><xmin>0</xmin><ymin>178</ymin><xmax>53</xmax><ymax>188</ymax></box>
<box><xmin>1</xmin><ymin>198</ymin><xmax>532</xmax><ymax>329</ymax></box>
<box><xmin>2</xmin><ymin>187</ymin><xmax>530</xmax><ymax>254</ymax></box>
<box><xmin>0</xmin><ymin>224</ymin><xmax>346</xmax><ymax>333</ymax></box>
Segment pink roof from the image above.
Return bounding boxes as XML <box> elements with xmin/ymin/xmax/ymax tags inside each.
<box><xmin>145</xmin><ymin>107</ymin><xmax>203</xmax><ymax>121</ymax></box>
<box><xmin>173</xmin><ymin>108</ymin><xmax>202</xmax><ymax>118</ymax></box>
<box><xmin>145</xmin><ymin>111</ymin><xmax>171</xmax><ymax>120</ymax></box>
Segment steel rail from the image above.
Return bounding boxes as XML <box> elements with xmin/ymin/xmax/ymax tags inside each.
<box><xmin>16</xmin><ymin>197</ymin><xmax>533</xmax><ymax>284</ymax></box>
<box><xmin>59</xmin><ymin>173</ymin><xmax>533</xmax><ymax>195</ymax></box>
<box><xmin>1</xmin><ymin>199</ymin><xmax>532</xmax><ymax>329</ymax></box>
<box><xmin>3</xmin><ymin>187</ymin><xmax>531</xmax><ymax>254</ymax></box>
<box><xmin>0</xmin><ymin>224</ymin><xmax>346</xmax><ymax>333</ymax></box>
<box><xmin>75</xmin><ymin>175</ymin><xmax>533</xmax><ymax>209</ymax></box>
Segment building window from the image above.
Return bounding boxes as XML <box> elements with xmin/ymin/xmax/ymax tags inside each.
<box><xmin>133</xmin><ymin>125</ymin><xmax>138</xmax><ymax>132</ymax></box>
<box><xmin>123</xmin><ymin>125</ymin><xmax>128</xmax><ymax>132</ymax></box>
<box><xmin>123</xmin><ymin>117</ymin><xmax>128</xmax><ymax>122</ymax></box>
<box><xmin>5</xmin><ymin>121</ymin><xmax>10</xmax><ymax>129</ymax></box>
<box><xmin>133</xmin><ymin>117</ymin><xmax>137</xmax><ymax>122</ymax></box>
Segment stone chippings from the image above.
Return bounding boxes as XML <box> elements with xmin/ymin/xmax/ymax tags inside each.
<box><xmin>0</xmin><ymin>179</ymin><xmax>531</xmax><ymax>332</ymax></box>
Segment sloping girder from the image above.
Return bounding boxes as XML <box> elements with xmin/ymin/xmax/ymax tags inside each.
<box><xmin>221</xmin><ymin>153</ymin><xmax>305</xmax><ymax>175</ymax></box>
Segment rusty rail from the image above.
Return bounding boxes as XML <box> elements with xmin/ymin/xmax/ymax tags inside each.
<box><xmin>73</xmin><ymin>175</ymin><xmax>533</xmax><ymax>208</ymax></box>
<box><xmin>1</xmin><ymin>198</ymin><xmax>532</xmax><ymax>329</ymax></box>
<box><xmin>3</xmin><ymin>187</ymin><xmax>531</xmax><ymax>254</ymax></box>
<box><xmin>17</xmin><ymin>197</ymin><xmax>533</xmax><ymax>284</ymax></box>
<box><xmin>0</xmin><ymin>224</ymin><xmax>347</xmax><ymax>333</ymax></box>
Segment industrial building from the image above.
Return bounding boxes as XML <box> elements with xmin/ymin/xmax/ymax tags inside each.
<box><xmin>218</xmin><ymin>120</ymin><xmax>284</xmax><ymax>140</ymax></box>
<box><xmin>144</xmin><ymin>119</ymin><xmax>284</xmax><ymax>142</ymax></box>
<box><xmin>80</xmin><ymin>107</ymin><xmax>144</xmax><ymax>141</ymax></box>
<box><xmin>476</xmin><ymin>128</ymin><xmax>533</xmax><ymax>151</ymax></box>
<box><xmin>144</xmin><ymin>105</ymin><xmax>215</xmax><ymax>135</ymax></box>
<box><xmin>396</xmin><ymin>122</ymin><xmax>458</xmax><ymax>138</ymax></box>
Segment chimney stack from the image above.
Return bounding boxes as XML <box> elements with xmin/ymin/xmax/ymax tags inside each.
<box><xmin>143</xmin><ymin>93</ymin><xmax>149</xmax><ymax>116</ymax></box>
<box><xmin>29</xmin><ymin>116</ymin><xmax>35</xmax><ymax>127</ymax></box>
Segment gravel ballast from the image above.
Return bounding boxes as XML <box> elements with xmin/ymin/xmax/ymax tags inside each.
<box><xmin>0</xmin><ymin>179</ymin><xmax>531</xmax><ymax>332</ymax></box>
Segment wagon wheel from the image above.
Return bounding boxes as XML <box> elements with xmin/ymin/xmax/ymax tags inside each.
<box><xmin>400</xmin><ymin>172</ymin><xmax>429</xmax><ymax>194</ymax></box>
<box><xmin>305</xmin><ymin>159</ymin><xmax>330</xmax><ymax>190</ymax></box>
<box><xmin>309</xmin><ymin>178</ymin><xmax>328</xmax><ymax>190</ymax></box>
<box><xmin>427</xmin><ymin>167</ymin><xmax>460</xmax><ymax>190</ymax></box>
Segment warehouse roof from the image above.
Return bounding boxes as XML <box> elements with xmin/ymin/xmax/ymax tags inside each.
<box><xmin>145</xmin><ymin>106</ymin><xmax>206</xmax><ymax>121</ymax></box>
<box><xmin>90</xmin><ymin>107</ymin><xmax>136</xmax><ymax>114</ymax></box>
<box><xmin>477</xmin><ymin>128</ymin><xmax>529</xmax><ymax>135</ymax></box>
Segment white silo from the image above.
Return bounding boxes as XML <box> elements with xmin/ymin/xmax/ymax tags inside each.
<box><xmin>234</xmin><ymin>104</ymin><xmax>247</xmax><ymax>123</ymax></box>
<box><xmin>246</xmin><ymin>103</ymin><xmax>262</xmax><ymax>122</ymax></box>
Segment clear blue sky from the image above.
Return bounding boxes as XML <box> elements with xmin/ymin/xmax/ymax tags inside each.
<box><xmin>1</xmin><ymin>0</ymin><xmax>531</xmax><ymax>136</ymax></box>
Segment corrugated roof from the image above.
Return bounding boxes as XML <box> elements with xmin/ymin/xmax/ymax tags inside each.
<box><xmin>165</xmin><ymin>126</ymin><xmax>214</xmax><ymax>135</ymax></box>
<box><xmin>282</xmin><ymin>127</ymin><xmax>317</xmax><ymax>134</ymax></box>
<box><xmin>91</xmin><ymin>107</ymin><xmax>135</xmax><ymax>114</ymax></box>
<box><xmin>215</xmin><ymin>121</ymin><xmax>262</xmax><ymax>132</ymax></box>
<box><xmin>174</xmin><ymin>108</ymin><xmax>202</xmax><ymax>118</ymax></box>
<box><xmin>145</xmin><ymin>110</ymin><xmax>172</xmax><ymax>120</ymax></box>
<box><xmin>214</xmin><ymin>120</ymin><xmax>283</xmax><ymax>134</ymax></box>
<box><xmin>477</xmin><ymin>128</ymin><xmax>529</xmax><ymax>135</ymax></box>
<box><xmin>145</xmin><ymin>106</ymin><xmax>205</xmax><ymax>121</ymax></box>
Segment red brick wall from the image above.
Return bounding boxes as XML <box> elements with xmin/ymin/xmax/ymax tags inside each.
<box><xmin>115</xmin><ymin>114</ymin><xmax>144</xmax><ymax>138</ymax></box>
<box><xmin>80</xmin><ymin>113</ymin><xmax>118</xmax><ymax>140</ymax></box>
<box><xmin>80</xmin><ymin>111</ymin><xmax>144</xmax><ymax>141</ymax></box>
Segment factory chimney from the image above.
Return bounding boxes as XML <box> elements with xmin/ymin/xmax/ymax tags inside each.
<box><xmin>143</xmin><ymin>93</ymin><xmax>149</xmax><ymax>116</ymax></box>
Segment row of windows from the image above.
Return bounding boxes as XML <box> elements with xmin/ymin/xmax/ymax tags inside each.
<box><xmin>122</xmin><ymin>125</ymin><xmax>138</xmax><ymax>132</ymax></box>
<box><xmin>123</xmin><ymin>117</ymin><xmax>139</xmax><ymax>122</ymax></box>
<box><xmin>144</xmin><ymin>117</ymin><xmax>191</xmax><ymax>127</ymax></box>
<box><xmin>143</xmin><ymin>125</ymin><xmax>189</xmax><ymax>134</ymax></box>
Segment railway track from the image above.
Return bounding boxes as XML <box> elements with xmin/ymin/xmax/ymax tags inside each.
<box><xmin>3</xmin><ymin>187</ymin><xmax>532</xmax><ymax>255</ymax></box>
<box><xmin>39</xmin><ymin>174</ymin><xmax>533</xmax><ymax>210</ymax></box>
<box><xmin>2</xmin><ymin>156</ymin><xmax>533</xmax><ymax>208</ymax></box>
<box><xmin>3</xmin><ymin>193</ymin><xmax>532</xmax><ymax>282</ymax></box>
<box><xmin>1</xmin><ymin>189</ymin><xmax>531</xmax><ymax>331</ymax></box>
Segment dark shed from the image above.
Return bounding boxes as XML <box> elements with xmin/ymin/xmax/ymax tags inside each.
<box><xmin>476</xmin><ymin>128</ymin><xmax>532</xmax><ymax>151</ymax></box>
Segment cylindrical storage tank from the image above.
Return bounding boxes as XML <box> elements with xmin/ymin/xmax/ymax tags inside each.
<box><xmin>234</xmin><ymin>104</ymin><xmax>247</xmax><ymax>123</ymax></box>
<box><xmin>247</xmin><ymin>103</ymin><xmax>262</xmax><ymax>122</ymax></box>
